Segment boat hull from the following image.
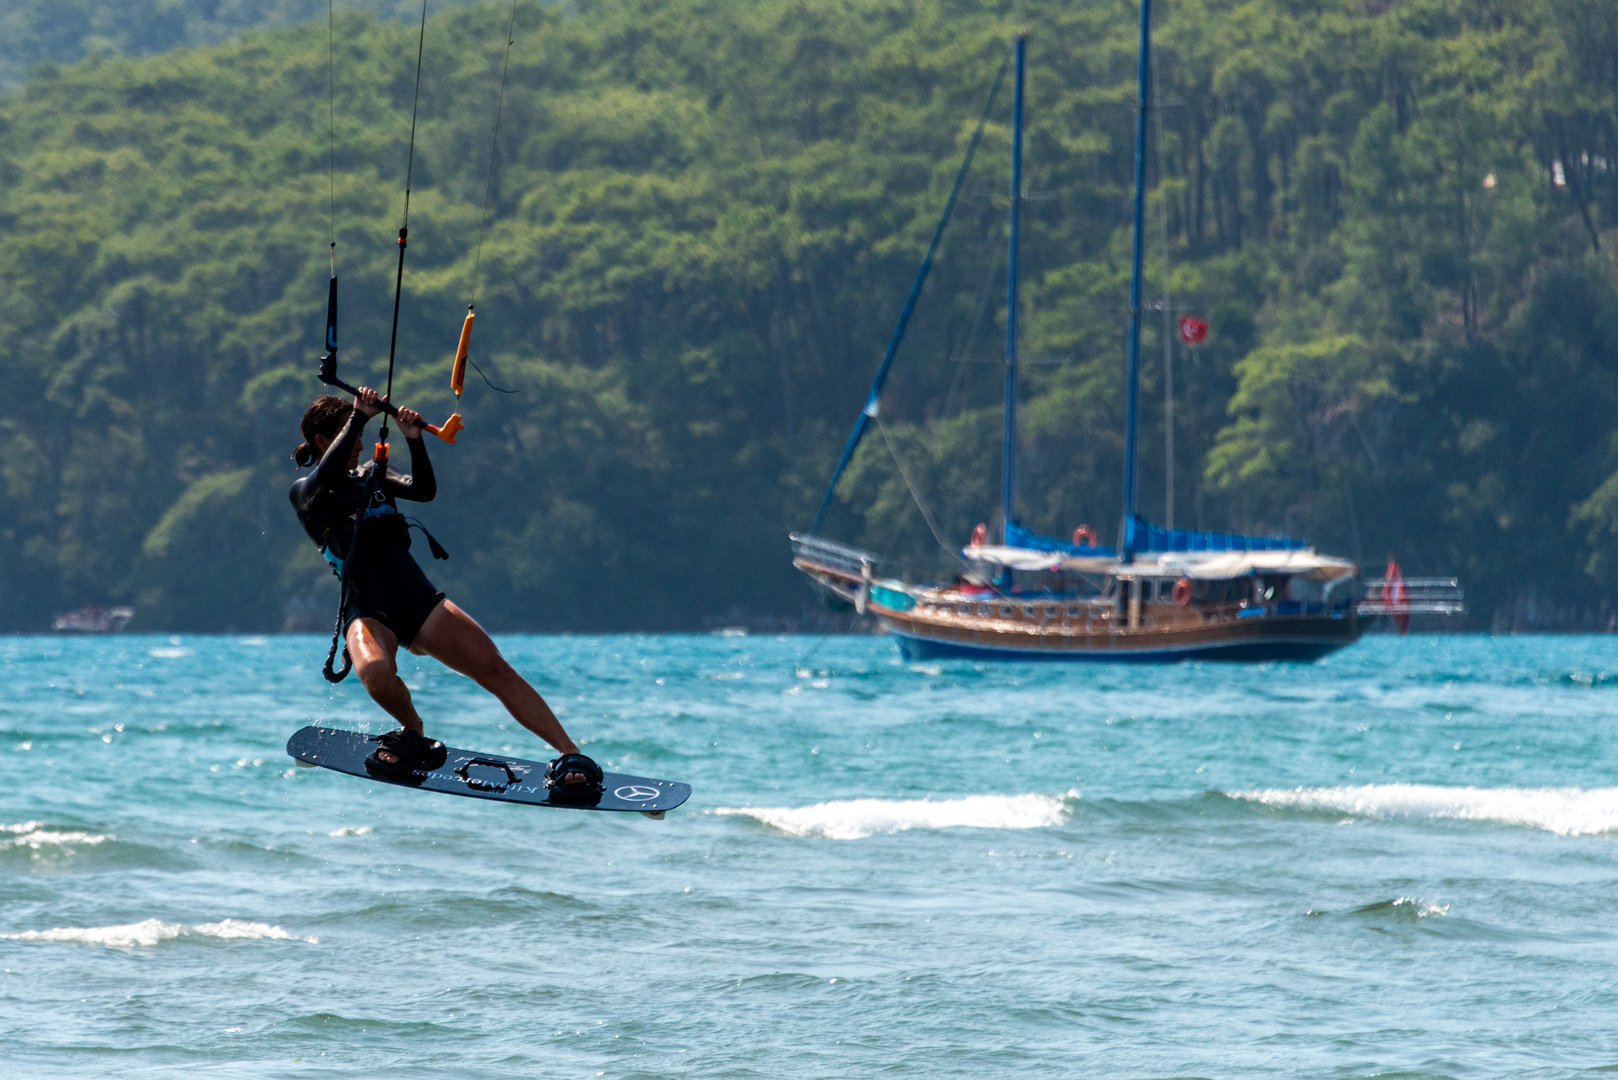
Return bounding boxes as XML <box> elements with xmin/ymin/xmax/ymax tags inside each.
<box><xmin>880</xmin><ymin>612</ymin><xmax>1364</xmax><ymax>663</ymax></box>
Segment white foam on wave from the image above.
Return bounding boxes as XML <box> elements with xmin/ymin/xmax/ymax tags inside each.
<box><xmin>715</xmin><ymin>791</ymin><xmax>1074</xmax><ymax>840</ymax></box>
<box><xmin>1392</xmin><ymin>897</ymin><xmax>1449</xmax><ymax>918</ymax></box>
<box><xmin>0</xmin><ymin>918</ymin><xmax>316</xmax><ymax>947</ymax></box>
<box><xmin>1232</xmin><ymin>783</ymin><xmax>1618</xmax><ymax>837</ymax></box>
<box><xmin>193</xmin><ymin>919</ymin><xmax>313</xmax><ymax>942</ymax></box>
<box><xmin>0</xmin><ymin>821</ymin><xmax>109</xmax><ymax>849</ymax></box>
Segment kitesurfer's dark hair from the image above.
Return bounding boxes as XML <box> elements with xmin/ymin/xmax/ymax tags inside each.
<box><xmin>293</xmin><ymin>395</ymin><xmax>354</xmax><ymax>467</ymax></box>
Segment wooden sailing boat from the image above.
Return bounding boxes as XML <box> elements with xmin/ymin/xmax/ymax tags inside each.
<box><xmin>791</xmin><ymin>16</ymin><xmax>1462</xmax><ymax>661</ymax></box>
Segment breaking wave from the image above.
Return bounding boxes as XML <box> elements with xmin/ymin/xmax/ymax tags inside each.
<box><xmin>0</xmin><ymin>918</ymin><xmax>317</xmax><ymax>947</ymax></box>
<box><xmin>0</xmin><ymin>820</ymin><xmax>110</xmax><ymax>849</ymax></box>
<box><xmin>715</xmin><ymin>792</ymin><xmax>1075</xmax><ymax>840</ymax></box>
<box><xmin>1230</xmin><ymin>783</ymin><xmax>1618</xmax><ymax>837</ymax></box>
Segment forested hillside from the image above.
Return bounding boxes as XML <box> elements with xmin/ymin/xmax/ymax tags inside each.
<box><xmin>0</xmin><ymin>0</ymin><xmax>1614</xmax><ymax>632</ymax></box>
<box><xmin>0</xmin><ymin>0</ymin><xmax>464</xmax><ymax>92</ymax></box>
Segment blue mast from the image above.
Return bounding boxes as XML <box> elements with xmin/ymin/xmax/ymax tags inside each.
<box><xmin>1001</xmin><ymin>34</ymin><xmax>1025</xmax><ymax>546</ymax></box>
<box><xmin>1119</xmin><ymin>0</ymin><xmax>1151</xmax><ymax>564</ymax></box>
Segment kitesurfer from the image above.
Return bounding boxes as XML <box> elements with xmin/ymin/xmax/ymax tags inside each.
<box><xmin>289</xmin><ymin>387</ymin><xmax>600</xmax><ymax>793</ymax></box>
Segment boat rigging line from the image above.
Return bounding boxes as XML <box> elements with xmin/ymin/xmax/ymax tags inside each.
<box><xmin>1150</xmin><ymin>18</ymin><xmax>1175</xmax><ymax>530</ymax></box>
<box><xmin>873</xmin><ymin>414</ymin><xmax>1013</xmax><ymax>600</ymax></box>
<box><xmin>874</xmin><ymin>415</ymin><xmax>956</xmax><ymax>563</ymax></box>
<box><xmin>809</xmin><ymin>45</ymin><xmax>1012</xmax><ymax>535</ymax></box>
<box><xmin>936</xmin><ymin>248</ymin><xmax>1005</xmax><ymax>433</ymax></box>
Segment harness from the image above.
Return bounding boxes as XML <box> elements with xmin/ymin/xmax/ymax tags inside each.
<box><xmin>321</xmin><ymin>503</ymin><xmax>400</xmax><ymax>577</ymax></box>
<box><xmin>320</xmin><ymin>450</ymin><xmax>448</xmax><ymax>684</ymax></box>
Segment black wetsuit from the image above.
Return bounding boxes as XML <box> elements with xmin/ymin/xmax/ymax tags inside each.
<box><xmin>289</xmin><ymin>411</ymin><xmax>444</xmax><ymax>646</ymax></box>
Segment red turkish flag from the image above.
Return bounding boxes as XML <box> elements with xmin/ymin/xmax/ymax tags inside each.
<box><xmin>1383</xmin><ymin>556</ymin><xmax>1409</xmax><ymax>636</ymax></box>
<box><xmin>1178</xmin><ymin>316</ymin><xmax>1208</xmax><ymax>344</ymax></box>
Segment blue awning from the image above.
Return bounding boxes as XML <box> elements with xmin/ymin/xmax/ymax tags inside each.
<box><xmin>1007</xmin><ymin>517</ymin><xmax>1305</xmax><ymax>559</ymax></box>
<box><xmin>1005</xmin><ymin>522</ymin><xmax>1117</xmax><ymax>558</ymax></box>
<box><xmin>1126</xmin><ymin>515</ymin><xmax>1304</xmax><ymax>553</ymax></box>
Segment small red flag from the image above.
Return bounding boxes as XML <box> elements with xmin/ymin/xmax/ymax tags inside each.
<box><xmin>1383</xmin><ymin>556</ymin><xmax>1410</xmax><ymax>636</ymax></box>
<box><xmin>1178</xmin><ymin>316</ymin><xmax>1208</xmax><ymax>344</ymax></box>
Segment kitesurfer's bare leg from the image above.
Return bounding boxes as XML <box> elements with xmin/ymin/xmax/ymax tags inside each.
<box><xmin>347</xmin><ymin>617</ymin><xmax>425</xmax><ymax>750</ymax></box>
<box><xmin>410</xmin><ymin>599</ymin><xmax>584</xmax><ymax>764</ymax></box>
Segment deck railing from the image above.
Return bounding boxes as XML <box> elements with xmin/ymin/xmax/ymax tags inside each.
<box><xmin>1357</xmin><ymin>578</ymin><xmax>1465</xmax><ymax>615</ymax></box>
<box><xmin>789</xmin><ymin>533</ymin><xmax>879</xmax><ymax>581</ymax></box>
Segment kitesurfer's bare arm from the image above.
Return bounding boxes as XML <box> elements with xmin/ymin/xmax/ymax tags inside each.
<box><xmin>388</xmin><ymin>406</ymin><xmax>436</xmax><ymax>502</ymax></box>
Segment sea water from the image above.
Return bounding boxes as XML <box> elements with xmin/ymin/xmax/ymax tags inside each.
<box><xmin>2</xmin><ymin>633</ymin><xmax>1618</xmax><ymax>1078</ymax></box>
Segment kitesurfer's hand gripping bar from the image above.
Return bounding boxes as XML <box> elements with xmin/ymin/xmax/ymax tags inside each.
<box><xmin>318</xmin><ymin>353</ymin><xmax>464</xmax><ymax>444</ymax></box>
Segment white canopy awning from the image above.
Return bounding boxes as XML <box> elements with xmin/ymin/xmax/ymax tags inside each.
<box><xmin>962</xmin><ymin>544</ymin><xmax>1064</xmax><ymax>572</ymax></box>
<box><xmin>1158</xmin><ymin>548</ymin><xmax>1356</xmax><ymax>580</ymax></box>
<box><xmin>965</xmin><ymin>543</ymin><xmax>1356</xmax><ymax>580</ymax></box>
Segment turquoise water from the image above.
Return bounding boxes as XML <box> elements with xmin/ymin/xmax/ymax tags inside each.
<box><xmin>3</xmin><ymin>633</ymin><xmax>1618</xmax><ymax>1078</ymax></box>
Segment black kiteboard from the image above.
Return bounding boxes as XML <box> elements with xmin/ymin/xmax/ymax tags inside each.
<box><xmin>286</xmin><ymin>726</ymin><xmax>690</xmax><ymax>817</ymax></box>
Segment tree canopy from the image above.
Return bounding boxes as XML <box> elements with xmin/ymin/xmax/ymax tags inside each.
<box><xmin>0</xmin><ymin>0</ymin><xmax>462</xmax><ymax>93</ymax></box>
<box><xmin>0</xmin><ymin>0</ymin><xmax>1615</xmax><ymax>632</ymax></box>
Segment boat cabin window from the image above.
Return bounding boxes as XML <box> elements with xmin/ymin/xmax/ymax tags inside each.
<box><xmin>999</xmin><ymin>604</ymin><xmax>1013</xmax><ymax>617</ymax></box>
<box><xmin>1066</xmin><ymin>607</ymin><xmax>1081</xmax><ymax>618</ymax></box>
<box><xmin>1285</xmin><ymin>575</ymin><xmax>1324</xmax><ymax>603</ymax></box>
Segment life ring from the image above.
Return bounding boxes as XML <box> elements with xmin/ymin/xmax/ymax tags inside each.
<box><xmin>1172</xmin><ymin>578</ymin><xmax>1193</xmax><ymax>607</ymax></box>
<box><xmin>970</xmin><ymin>522</ymin><xmax>987</xmax><ymax>547</ymax></box>
<box><xmin>1072</xmin><ymin>525</ymin><xmax>1098</xmax><ymax>548</ymax></box>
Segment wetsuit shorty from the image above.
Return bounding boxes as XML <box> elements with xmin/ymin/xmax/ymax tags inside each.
<box><xmin>288</xmin><ymin>410</ymin><xmax>444</xmax><ymax>647</ymax></box>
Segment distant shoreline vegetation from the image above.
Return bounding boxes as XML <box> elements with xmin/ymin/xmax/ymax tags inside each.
<box><xmin>0</xmin><ymin>0</ymin><xmax>1614</xmax><ymax>633</ymax></box>
<box><xmin>0</xmin><ymin>1</ymin><xmax>471</xmax><ymax>94</ymax></box>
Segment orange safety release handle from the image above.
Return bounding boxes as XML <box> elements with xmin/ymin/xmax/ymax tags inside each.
<box><xmin>424</xmin><ymin>413</ymin><xmax>463</xmax><ymax>444</ymax></box>
<box><xmin>450</xmin><ymin>307</ymin><xmax>473</xmax><ymax>398</ymax></box>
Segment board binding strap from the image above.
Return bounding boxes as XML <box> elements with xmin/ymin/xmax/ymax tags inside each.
<box><xmin>286</xmin><ymin>726</ymin><xmax>690</xmax><ymax>818</ymax></box>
